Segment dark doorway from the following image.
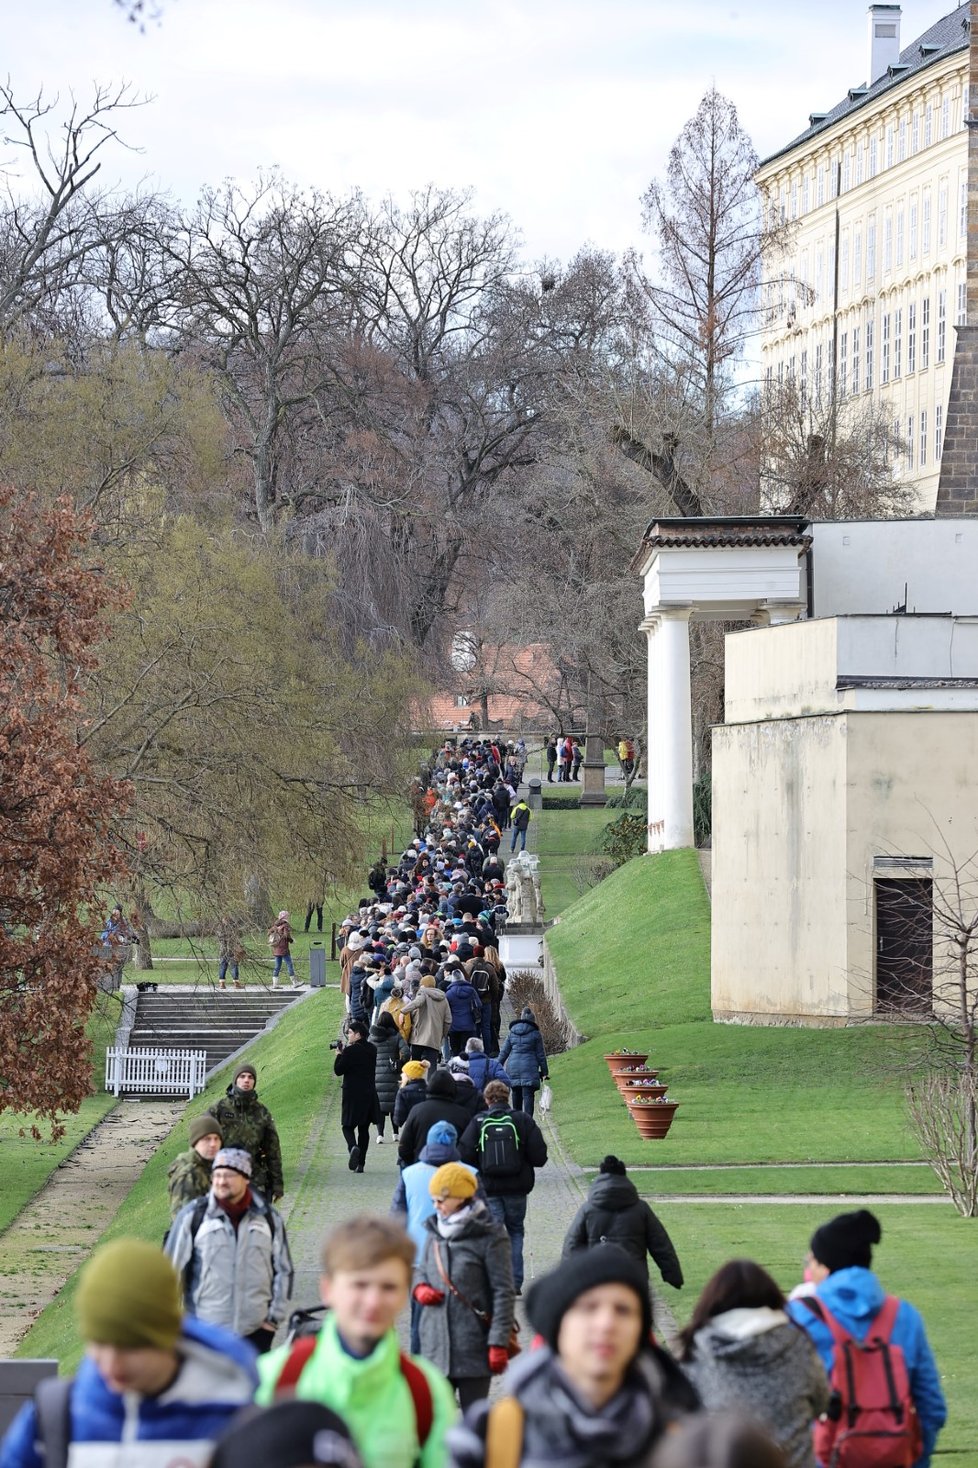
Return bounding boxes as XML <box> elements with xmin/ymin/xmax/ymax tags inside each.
<box><xmin>875</xmin><ymin>878</ymin><xmax>933</xmax><ymax>1015</ymax></box>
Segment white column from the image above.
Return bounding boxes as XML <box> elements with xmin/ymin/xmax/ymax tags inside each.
<box><xmin>641</xmin><ymin>617</ymin><xmax>662</xmax><ymax>852</ymax></box>
<box><xmin>657</xmin><ymin>608</ymin><xmax>694</xmax><ymax>850</ymax></box>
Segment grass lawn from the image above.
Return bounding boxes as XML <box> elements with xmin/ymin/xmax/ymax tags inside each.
<box><xmin>535</xmin><ymin>805</ymin><xmax>624</xmax><ymax>918</ymax></box>
<box><xmin>0</xmin><ymin>1000</ymin><xmax>122</xmax><ymax>1234</ymax></box>
<box><xmin>16</xmin><ymin>987</ymin><xmax>344</xmax><ymax>1369</ymax></box>
<box><xmin>654</xmin><ymin>1201</ymin><xmax>975</xmax><ymax>1458</ymax></box>
<box><xmin>627</xmin><ymin>1164</ymin><xmax>941</xmax><ymax>1196</ymax></box>
<box><xmin>545</xmin><ymin>849</ymin><xmax>924</xmax><ymax>1167</ymax></box>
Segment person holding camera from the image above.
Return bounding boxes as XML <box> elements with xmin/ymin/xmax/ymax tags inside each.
<box><xmin>333</xmin><ymin>1019</ymin><xmax>380</xmax><ymax>1173</ymax></box>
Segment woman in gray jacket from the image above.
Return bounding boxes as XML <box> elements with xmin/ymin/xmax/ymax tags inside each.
<box><xmin>676</xmin><ymin>1259</ymin><xmax>828</xmax><ymax>1468</ymax></box>
<box><xmin>413</xmin><ymin>1162</ymin><xmax>514</xmax><ymax>1410</ymax></box>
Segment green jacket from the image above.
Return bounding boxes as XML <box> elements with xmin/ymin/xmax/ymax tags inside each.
<box><xmin>166</xmin><ymin>1148</ymin><xmax>211</xmax><ymax>1219</ymax></box>
<box><xmin>256</xmin><ymin>1315</ymin><xmax>456</xmax><ymax>1468</ymax></box>
<box><xmin>212</xmin><ymin>1086</ymin><xmax>284</xmax><ymax>1199</ymax></box>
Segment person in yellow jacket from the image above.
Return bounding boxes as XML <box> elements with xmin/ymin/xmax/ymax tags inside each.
<box><xmin>256</xmin><ymin>1215</ymin><xmax>457</xmax><ymax>1468</ymax></box>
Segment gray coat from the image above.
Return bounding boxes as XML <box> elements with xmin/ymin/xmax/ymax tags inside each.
<box><xmin>682</xmin><ymin>1308</ymin><xmax>829</xmax><ymax>1468</ymax></box>
<box><xmin>165</xmin><ymin>1190</ymin><xmax>294</xmax><ymax>1337</ymax></box>
<box><xmin>416</xmin><ymin>1205</ymin><xmax>514</xmax><ymax>1379</ymax></box>
<box><xmin>403</xmin><ymin>987</ymin><xmax>452</xmax><ymax>1049</ymax></box>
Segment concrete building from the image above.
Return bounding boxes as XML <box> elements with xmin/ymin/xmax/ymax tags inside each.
<box><xmin>756</xmin><ymin>3</ymin><xmax>974</xmax><ymax>512</ymax></box>
<box><xmin>632</xmin><ymin>513</ymin><xmax>978</xmax><ymax>1024</ymax></box>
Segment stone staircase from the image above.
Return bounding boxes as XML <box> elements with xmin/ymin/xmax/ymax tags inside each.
<box><xmin>127</xmin><ymin>988</ymin><xmax>303</xmax><ymax>1074</ymax></box>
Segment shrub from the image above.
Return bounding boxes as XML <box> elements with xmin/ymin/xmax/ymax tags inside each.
<box><xmin>600</xmin><ymin>812</ymin><xmax>647</xmax><ymax>867</ymax></box>
<box><xmin>506</xmin><ymin>970</ymin><xmax>570</xmax><ymax>1055</ymax></box>
<box><xmin>693</xmin><ymin>771</ymin><xmax>712</xmax><ymax>846</ymax></box>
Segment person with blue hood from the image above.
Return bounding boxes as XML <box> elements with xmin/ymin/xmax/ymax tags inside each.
<box><xmin>786</xmin><ymin>1208</ymin><xmax>946</xmax><ymax>1468</ymax></box>
<box><xmin>391</xmin><ymin>1121</ymin><xmax>480</xmax><ymax>1352</ymax></box>
<box><xmin>0</xmin><ymin>1238</ymin><xmax>257</xmax><ymax>1468</ymax></box>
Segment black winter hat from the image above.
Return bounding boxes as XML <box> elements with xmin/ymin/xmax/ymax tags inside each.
<box><xmin>526</xmin><ymin>1244</ymin><xmax>653</xmax><ymax>1350</ymax></box>
<box><xmin>810</xmin><ymin>1208</ymin><xmax>882</xmax><ymax>1273</ymax></box>
<box><xmin>599</xmin><ymin>1155</ymin><xmax>627</xmax><ymax>1176</ymax></box>
<box><xmin>210</xmin><ymin>1401</ymin><xmax>361</xmax><ymax>1468</ymax></box>
<box><xmin>426</xmin><ymin>1068</ymin><xmax>458</xmax><ymax>1099</ymax></box>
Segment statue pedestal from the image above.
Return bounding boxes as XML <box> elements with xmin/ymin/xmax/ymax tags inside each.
<box><xmin>579</xmin><ymin>732</ymin><xmax>607</xmax><ymax>806</ymax></box>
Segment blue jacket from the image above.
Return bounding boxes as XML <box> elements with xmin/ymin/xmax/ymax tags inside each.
<box><xmin>787</xmin><ymin>1267</ymin><xmax>946</xmax><ymax>1467</ymax></box>
<box><xmin>390</xmin><ymin>1141</ymin><xmax>479</xmax><ymax>1263</ymax></box>
<box><xmin>0</xmin><ymin>1317</ymin><xmax>258</xmax><ymax>1468</ymax></box>
<box><xmin>445</xmin><ymin>979</ymin><xmax>482</xmax><ymax>1033</ymax></box>
<box><xmin>466</xmin><ymin>1053</ymin><xmax>511</xmax><ymax>1091</ymax></box>
<box><xmin>499</xmin><ymin>1018</ymin><xmax>548</xmax><ymax>1087</ymax></box>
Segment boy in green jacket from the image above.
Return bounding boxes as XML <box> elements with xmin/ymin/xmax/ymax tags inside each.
<box><xmin>256</xmin><ymin>1214</ymin><xmax>456</xmax><ymax>1468</ymax></box>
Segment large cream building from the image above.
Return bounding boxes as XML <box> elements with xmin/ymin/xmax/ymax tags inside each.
<box><xmin>756</xmin><ymin>3</ymin><xmax>971</xmax><ymax>511</ymax></box>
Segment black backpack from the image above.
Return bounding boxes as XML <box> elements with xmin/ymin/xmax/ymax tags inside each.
<box><xmin>469</xmin><ymin>964</ymin><xmax>493</xmax><ymax>998</ymax></box>
<box><xmin>477</xmin><ymin>1112</ymin><xmax>523</xmax><ymax>1178</ymax></box>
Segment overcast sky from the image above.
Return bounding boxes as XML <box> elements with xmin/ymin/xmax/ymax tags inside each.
<box><xmin>1</xmin><ymin>0</ymin><xmax>961</xmax><ymax>266</ymax></box>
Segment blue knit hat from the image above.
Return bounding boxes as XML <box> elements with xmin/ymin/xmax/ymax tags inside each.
<box><xmin>426</xmin><ymin>1120</ymin><xmax>458</xmax><ymax>1145</ymax></box>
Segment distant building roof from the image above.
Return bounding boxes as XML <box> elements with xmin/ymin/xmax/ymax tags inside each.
<box><xmin>759</xmin><ymin>5</ymin><xmax>970</xmax><ymax>170</ymax></box>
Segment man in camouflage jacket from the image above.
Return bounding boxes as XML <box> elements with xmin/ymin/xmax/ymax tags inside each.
<box><xmin>167</xmin><ymin>1113</ymin><xmax>223</xmax><ymax>1219</ymax></box>
<box><xmin>212</xmin><ymin>1064</ymin><xmax>284</xmax><ymax>1201</ymax></box>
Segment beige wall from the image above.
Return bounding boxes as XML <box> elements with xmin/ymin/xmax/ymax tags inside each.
<box><xmin>712</xmin><ymin>706</ymin><xmax>978</xmax><ymax>1023</ymax></box>
<box><xmin>757</xmin><ymin>50</ymin><xmax>969</xmax><ymax>512</ymax></box>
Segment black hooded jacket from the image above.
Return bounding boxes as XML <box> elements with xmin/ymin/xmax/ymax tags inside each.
<box><xmin>562</xmin><ymin>1172</ymin><xmax>684</xmax><ymax>1288</ymax></box>
<box><xmin>396</xmin><ymin>1071</ymin><xmax>476</xmax><ymax>1165</ymax></box>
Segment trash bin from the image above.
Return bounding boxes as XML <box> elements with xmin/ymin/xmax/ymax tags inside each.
<box><xmin>309</xmin><ymin>942</ymin><xmax>326</xmax><ymax>988</ymax></box>
<box><xmin>527</xmin><ymin>776</ymin><xmax>543</xmax><ymax>810</ymax></box>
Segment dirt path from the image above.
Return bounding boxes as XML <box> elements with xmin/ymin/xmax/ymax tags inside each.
<box><xmin>0</xmin><ymin>1100</ymin><xmax>183</xmax><ymax>1355</ymax></box>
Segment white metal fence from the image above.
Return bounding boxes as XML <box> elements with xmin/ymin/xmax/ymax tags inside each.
<box><xmin>105</xmin><ymin>1047</ymin><xmax>207</xmax><ymax>1098</ymax></box>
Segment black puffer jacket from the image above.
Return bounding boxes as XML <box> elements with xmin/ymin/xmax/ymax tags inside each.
<box><xmin>563</xmin><ymin>1172</ymin><xmax>684</xmax><ymax>1288</ymax></box>
<box><xmin>369</xmin><ymin>1019</ymin><xmax>409</xmax><ymax>1116</ymax></box>
<box><xmin>392</xmin><ymin>1077</ymin><xmax>428</xmax><ymax>1130</ymax></box>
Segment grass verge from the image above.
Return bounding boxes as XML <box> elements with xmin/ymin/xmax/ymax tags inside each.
<box><xmin>16</xmin><ymin>988</ymin><xmax>344</xmax><ymax>1368</ymax></box>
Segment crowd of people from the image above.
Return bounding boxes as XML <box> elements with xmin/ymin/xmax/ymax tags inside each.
<box><xmin>2</xmin><ymin>738</ymin><xmax>947</xmax><ymax>1468</ymax></box>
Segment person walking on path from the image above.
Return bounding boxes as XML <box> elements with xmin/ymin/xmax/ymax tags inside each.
<box><xmin>563</xmin><ymin>1156</ymin><xmax>684</xmax><ymax>1294</ymax></box>
<box><xmin>676</xmin><ymin>1260</ymin><xmax>827</xmax><ymax>1468</ymax></box>
<box><xmin>255</xmin><ymin>1215</ymin><xmax>458</xmax><ymax>1468</ymax></box>
<box><xmin>445</xmin><ymin>970</ymin><xmax>483</xmax><ymax>1057</ymax></box>
<box><xmin>403</xmin><ymin>974</ymin><xmax>452</xmax><ymax>1066</ymax></box>
<box><xmin>446</xmin><ymin>1246</ymin><xmax>694</xmax><ymax>1468</ymax></box>
<box><xmin>370</xmin><ymin>1010</ymin><xmax>410</xmax><ymax>1144</ymax></box>
<box><xmin>499</xmin><ymin>1007</ymin><xmax>548</xmax><ymax>1116</ymax></box>
<box><xmin>413</xmin><ymin>1164</ymin><xmax>515</xmax><ymax>1412</ymax></box>
<box><xmin>0</xmin><ymin>1239</ymin><xmax>258</xmax><ymax>1468</ymax></box>
<box><xmin>398</xmin><ymin>1070</ymin><xmax>476</xmax><ymax>1167</ymax></box>
<box><xmin>217</xmin><ymin>916</ymin><xmax>244</xmax><ymax>989</ymax></box>
<box><xmin>167</xmin><ymin>1113</ymin><xmax>224</xmax><ymax>1219</ymax></box>
<box><xmin>212</xmin><ymin>1063</ymin><xmax>284</xmax><ymax>1202</ymax></box>
<box><xmin>268</xmin><ymin>909</ymin><xmax>297</xmax><ymax>987</ymax></box>
<box><xmin>99</xmin><ymin>904</ymin><xmax>133</xmax><ymax>989</ymax></box>
<box><xmin>571</xmin><ymin>737</ymin><xmax>583</xmax><ymax>781</ymax></box>
<box><xmin>463</xmin><ymin>1038</ymin><xmax>510</xmax><ymax>1093</ymax></box>
<box><xmin>508</xmin><ymin>800</ymin><xmax>531</xmax><ymax>855</ymax></box>
<box><xmin>786</xmin><ymin>1209</ymin><xmax>946</xmax><ymax>1468</ymax></box>
<box><xmin>166</xmin><ymin>1148</ymin><xmax>294</xmax><ymax>1355</ymax></box>
<box><xmin>394</xmin><ymin>1059</ymin><xmax>431</xmax><ymax>1132</ymax></box>
<box><xmin>333</xmin><ymin>1018</ymin><xmax>380</xmax><ymax>1173</ymax></box>
<box><xmin>458</xmin><ymin>1080</ymin><xmax>547</xmax><ymax>1296</ymax></box>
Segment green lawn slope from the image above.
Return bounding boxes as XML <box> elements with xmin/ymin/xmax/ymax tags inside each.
<box><xmin>545</xmin><ymin>850</ymin><xmax>922</xmax><ymax>1166</ymax></box>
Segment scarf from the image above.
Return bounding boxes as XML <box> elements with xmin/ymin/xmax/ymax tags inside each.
<box><xmin>217</xmin><ymin>1187</ymin><xmax>253</xmax><ymax>1232</ymax></box>
<box><xmin>435</xmin><ymin>1198</ymin><xmax>485</xmax><ymax>1238</ymax></box>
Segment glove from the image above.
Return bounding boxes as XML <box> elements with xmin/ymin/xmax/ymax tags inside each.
<box><xmin>412</xmin><ymin>1283</ymin><xmax>445</xmax><ymax>1307</ymax></box>
<box><xmin>488</xmin><ymin>1346</ymin><xmax>509</xmax><ymax>1375</ymax></box>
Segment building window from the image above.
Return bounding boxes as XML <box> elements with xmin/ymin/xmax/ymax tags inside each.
<box><xmin>912</xmin><ymin>110</ymin><xmax>920</xmax><ymax>154</ymax></box>
<box><xmin>778</xmin><ymin>359</ymin><xmax>785</xmax><ymax>385</ymax></box>
<box><xmin>841</xmin><ymin>232</ymin><xmax>850</xmax><ymax>291</ymax></box>
<box><xmin>906</xmin><ymin>415</ymin><xmax>914</xmax><ymax>470</ymax></box>
<box><xmin>803</xmin><ymin>174</ymin><xmax>811</xmax><ymax>213</ymax></box>
<box><xmin>925</xmin><ymin>102</ymin><xmax>933</xmax><ymax>147</ymax></box>
<box><xmin>843</xmin><ymin>150</ymin><xmax>852</xmax><ymax>192</ymax></box>
<box><xmin>886</xmin><ymin>125</ymin><xmax>895</xmax><ymax>168</ymax></box>
<box><xmin>856</xmin><ymin>140</ymin><xmax>865</xmax><ymax>185</ymax></box>
<box><xmin>870</xmin><ymin>135</ymin><xmax>879</xmax><ymax>178</ymax></box>
<box><xmin>958</xmin><ymin>279</ymin><xmax>967</xmax><ymax>326</ymax></box>
<box><xmin>938</xmin><ymin>289</ymin><xmax>947</xmax><ymax>362</ymax></box>
<box><xmin>817</xmin><ymin>164</ymin><xmax>825</xmax><ymax>207</ymax></box>
<box><xmin>839</xmin><ymin>331</ymin><xmax>848</xmax><ymax>397</ymax></box>
<box><xmin>791</xmin><ymin>178</ymin><xmax>798</xmax><ymax>219</ymax></box>
<box><xmin>908</xmin><ymin>301</ymin><xmax>916</xmax><ymax>373</ymax></box>
<box><xmin>883</xmin><ymin>210</ymin><xmax>893</xmax><ymax>273</ymax></box>
<box><xmin>920</xmin><ymin>408</ymin><xmax>927</xmax><ymax>466</ymax></box>
<box><xmin>898</xmin><ymin>116</ymin><xmax>907</xmax><ymax>161</ymax></box>
<box><xmin>896</xmin><ymin>208</ymin><xmax>904</xmax><ymax>268</ymax></box>
<box><xmin>941</xmin><ymin>95</ymin><xmax>950</xmax><ymax>140</ymax></box>
<box><xmin>866</xmin><ymin>314</ymin><xmax>875</xmax><ymax>391</ymax></box>
<box><xmin>853</xmin><ymin>228</ymin><xmax>863</xmax><ymax>285</ymax></box>
<box><xmin>922</xmin><ymin>296</ymin><xmax>930</xmax><ymax>368</ymax></box>
<box><xmin>936</xmin><ymin>402</ymin><xmax>943</xmax><ymax>461</ymax></box>
<box><xmin>909</xmin><ymin>198</ymin><xmax>918</xmax><ymax>259</ymax></box>
<box><xmin>938</xmin><ymin>182</ymin><xmax>948</xmax><ymax>248</ymax></box>
<box><xmin>867</xmin><ymin>216</ymin><xmax>877</xmax><ymax>279</ymax></box>
<box><xmin>893</xmin><ymin>307</ymin><xmax>902</xmax><ymax>379</ymax></box>
<box><xmin>961</xmin><ymin>178</ymin><xmax>968</xmax><ymax>239</ymax></box>
<box><xmin>852</xmin><ymin>325</ymin><xmax>861</xmax><ymax>394</ymax></box>
<box><xmin>922</xmin><ymin>189</ymin><xmax>932</xmax><ymax>253</ymax></box>
<box><xmin>881</xmin><ymin>312</ymin><xmax>891</xmax><ymax>384</ymax></box>
<box><xmin>829</xmin><ymin>158</ymin><xmax>839</xmax><ymax>200</ymax></box>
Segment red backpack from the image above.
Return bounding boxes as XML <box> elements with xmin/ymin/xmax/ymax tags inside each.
<box><xmin>803</xmin><ymin>1295</ymin><xmax>922</xmax><ymax>1468</ymax></box>
<box><xmin>273</xmin><ymin>1334</ymin><xmax>433</xmax><ymax>1447</ymax></box>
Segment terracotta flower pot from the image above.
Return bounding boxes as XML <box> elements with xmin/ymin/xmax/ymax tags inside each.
<box><xmin>604</xmin><ymin>1052</ymin><xmax>649</xmax><ymax>1076</ymax></box>
<box><xmin>613</xmin><ymin>1067</ymin><xmax>660</xmax><ymax>1093</ymax></box>
<box><xmin>626</xmin><ymin>1100</ymin><xmax>679</xmax><ymax>1139</ymax></box>
<box><xmin>619</xmin><ymin>1081</ymin><xmax>668</xmax><ymax>1102</ymax></box>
